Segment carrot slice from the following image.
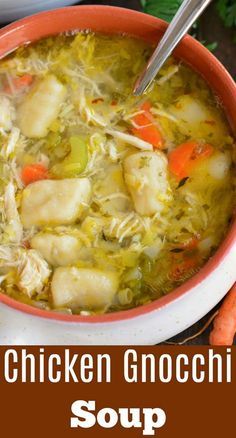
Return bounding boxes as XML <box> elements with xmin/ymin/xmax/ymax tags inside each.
<box><xmin>171</xmin><ymin>253</ymin><xmax>199</xmax><ymax>281</ymax></box>
<box><xmin>171</xmin><ymin>257</ymin><xmax>197</xmax><ymax>281</ymax></box>
<box><xmin>4</xmin><ymin>74</ymin><xmax>33</xmax><ymax>94</ymax></box>
<box><xmin>91</xmin><ymin>98</ymin><xmax>104</xmax><ymax>104</ymax></box>
<box><xmin>210</xmin><ymin>284</ymin><xmax>236</xmax><ymax>346</ymax></box>
<box><xmin>21</xmin><ymin>164</ymin><xmax>49</xmax><ymax>186</ymax></box>
<box><xmin>180</xmin><ymin>237</ymin><xmax>199</xmax><ymax>250</ymax></box>
<box><xmin>168</xmin><ymin>141</ymin><xmax>214</xmax><ymax>180</ymax></box>
<box><xmin>132</xmin><ymin>101</ymin><xmax>163</xmax><ymax>148</ymax></box>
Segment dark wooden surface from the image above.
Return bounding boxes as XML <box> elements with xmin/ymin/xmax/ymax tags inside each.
<box><xmin>1</xmin><ymin>0</ymin><xmax>235</xmax><ymax>344</ymax></box>
<box><xmin>79</xmin><ymin>0</ymin><xmax>236</xmax><ymax>345</ymax></box>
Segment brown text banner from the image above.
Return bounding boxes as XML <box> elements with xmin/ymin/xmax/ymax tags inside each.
<box><xmin>0</xmin><ymin>347</ymin><xmax>234</xmax><ymax>437</ymax></box>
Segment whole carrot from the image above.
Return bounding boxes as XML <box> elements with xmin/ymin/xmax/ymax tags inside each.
<box><xmin>210</xmin><ymin>284</ymin><xmax>236</xmax><ymax>346</ymax></box>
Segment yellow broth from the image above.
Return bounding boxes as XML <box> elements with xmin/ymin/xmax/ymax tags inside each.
<box><xmin>0</xmin><ymin>33</ymin><xmax>235</xmax><ymax>315</ymax></box>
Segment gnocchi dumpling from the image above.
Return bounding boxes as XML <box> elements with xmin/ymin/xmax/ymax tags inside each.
<box><xmin>31</xmin><ymin>233</ymin><xmax>82</xmax><ymax>267</ymax></box>
<box><xmin>94</xmin><ymin>163</ymin><xmax>131</xmax><ymax>214</ymax></box>
<box><xmin>17</xmin><ymin>75</ymin><xmax>66</xmax><ymax>138</ymax></box>
<box><xmin>51</xmin><ymin>267</ymin><xmax>119</xmax><ymax>310</ymax></box>
<box><xmin>21</xmin><ymin>178</ymin><xmax>91</xmax><ymax>228</ymax></box>
<box><xmin>169</xmin><ymin>95</ymin><xmax>227</xmax><ymax>141</ymax></box>
<box><xmin>124</xmin><ymin>151</ymin><xmax>171</xmax><ymax>216</ymax></box>
<box><xmin>208</xmin><ymin>152</ymin><xmax>231</xmax><ymax>180</ymax></box>
<box><xmin>170</xmin><ymin>95</ymin><xmax>209</xmax><ymax>125</ymax></box>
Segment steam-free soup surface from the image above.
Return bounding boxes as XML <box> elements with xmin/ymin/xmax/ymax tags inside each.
<box><xmin>0</xmin><ymin>33</ymin><xmax>235</xmax><ymax>315</ymax></box>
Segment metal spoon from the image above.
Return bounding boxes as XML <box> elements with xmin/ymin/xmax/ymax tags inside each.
<box><xmin>133</xmin><ymin>0</ymin><xmax>212</xmax><ymax>95</ymax></box>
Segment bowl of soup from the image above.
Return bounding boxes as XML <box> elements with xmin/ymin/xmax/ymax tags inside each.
<box><xmin>0</xmin><ymin>6</ymin><xmax>235</xmax><ymax>345</ymax></box>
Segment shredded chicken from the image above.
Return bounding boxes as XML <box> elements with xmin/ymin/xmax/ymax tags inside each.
<box><xmin>156</xmin><ymin>65</ymin><xmax>179</xmax><ymax>85</ymax></box>
<box><xmin>151</xmin><ymin>107</ymin><xmax>179</xmax><ymax>123</ymax></box>
<box><xmin>4</xmin><ymin>182</ymin><xmax>23</xmax><ymax>243</ymax></box>
<box><xmin>0</xmin><ymin>246</ymin><xmax>15</xmax><ymax>273</ymax></box>
<box><xmin>3</xmin><ymin>126</ymin><xmax>20</xmax><ymax>158</ymax></box>
<box><xmin>0</xmin><ymin>245</ymin><xmax>51</xmax><ymax>297</ymax></box>
<box><xmin>17</xmin><ymin>249</ymin><xmax>51</xmax><ymax>297</ymax></box>
<box><xmin>0</xmin><ymin>96</ymin><xmax>15</xmax><ymax>132</ymax></box>
<box><xmin>106</xmin><ymin>129</ymin><xmax>153</xmax><ymax>151</ymax></box>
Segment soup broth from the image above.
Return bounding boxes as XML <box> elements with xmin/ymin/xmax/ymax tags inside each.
<box><xmin>0</xmin><ymin>33</ymin><xmax>235</xmax><ymax>315</ymax></box>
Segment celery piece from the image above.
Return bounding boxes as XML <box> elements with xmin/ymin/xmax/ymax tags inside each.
<box><xmin>52</xmin><ymin>136</ymin><xmax>88</xmax><ymax>177</ymax></box>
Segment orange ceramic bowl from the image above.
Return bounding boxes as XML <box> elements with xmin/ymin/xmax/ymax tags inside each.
<box><xmin>0</xmin><ymin>6</ymin><xmax>235</xmax><ymax>345</ymax></box>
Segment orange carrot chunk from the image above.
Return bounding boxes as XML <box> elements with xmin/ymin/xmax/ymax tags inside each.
<box><xmin>91</xmin><ymin>98</ymin><xmax>104</xmax><ymax>104</ymax></box>
<box><xmin>132</xmin><ymin>101</ymin><xmax>163</xmax><ymax>149</ymax></box>
<box><xmin>4</xmin><ymin>74</ymin><xmax>33</xmax><ymax>94</ymax></box>
<box><xmin>168</xmin><ymin>141</ymin><xmax>214</xmax><ymax>180</ymax></box>
<box><xmin>171</xmin><ymin>254</ymin><xmax>199</xmax><ymax>281</ymax></box>
<box><xmin>179</xmin><ymin>237</ymin><xmax>199</xmax><ymax>250</ymax></box>
<box><xmin>210</xmin><ymin>284</ymin><xmax>236</xmax><ymax>346</ymax></box>
<box><xmin>21</xmin><ymin>164</ymin><xmax>49</xmax><ymax>186</ymax></box>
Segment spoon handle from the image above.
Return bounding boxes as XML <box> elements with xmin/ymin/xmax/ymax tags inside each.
<box><xmin>134</xmin><ymin>0</ymin><xmax>212</xmax><ymax>95</ymax></box>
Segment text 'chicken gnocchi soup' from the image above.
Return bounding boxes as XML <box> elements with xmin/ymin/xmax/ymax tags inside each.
<box><xmin>0</xmin><ymin>33</ymin><xmax>235</xmax><ymax>315</ymax></box>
